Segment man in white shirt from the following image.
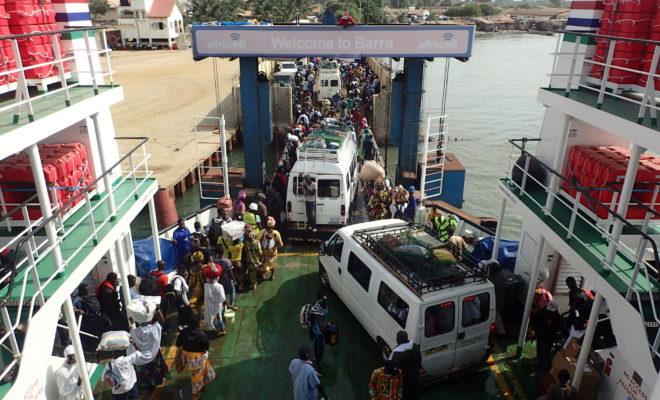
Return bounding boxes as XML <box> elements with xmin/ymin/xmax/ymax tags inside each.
<box><xmin>302</xmin><ymin>175</ymin><xmax>317</xmax><ymax>232</ymax></box>
<box><xmin>56</xmin><ymin>345</ymin><xmax>83</xmax><ymax>400</ymax></box>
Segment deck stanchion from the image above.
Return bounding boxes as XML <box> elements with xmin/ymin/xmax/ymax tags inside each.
<box><xmin>637</xmin><ymin>45</ymin><xmax>660</xmax><ymax>124</ymax></box>
<box><xmin>83</xmin><ymin>30</ymin><xmax>99</xmax><ymax>94</ymax></box>
<box><xmin>101</xmin><ymin>28</ymin><xmax>115</xmax><ymax>87</ymax></box>
<box><xmin>91</xmin><ymin>113</ymin><xmax>117</xmax><ymax>218</ymax></box>
<box><xmin>0</xmin><ymin>186</ymin><xmax>10</xmax><ymax>232</ymax></box>
<box><xmin>549</xmin><ymin>32</ymin><xmax>562</xmax><ymax>89</ymax></box>
<box><xmin>12</xmin><ymin>39</ymin><xmax>34</xmax><ymax>122</ymax></box>
<box><xmin>565</xmin><ymin>34</ymin><xmax>581</xmax><ymax>97</ymax></box>
<box><xmin>597</xmin><ymin>40</ymin><xmax>617</xmax><ymax>109</ymax></box>
<box><xmin>572</xmin><ymin>293</ymin><xmax>603</xmax><ymax>390</ymax></box>
<box><xmin>492</xmin><ymin>198</ymin><xmax>507</xmax><ymax>261</ymax></box>
<box><xmin>63</xmin><ymin>297</ymin><xmax>94</xmax><ymax>400</ymax></box>
<box><xmin>50</xmin><ymin>186</ymin><xmax>66</xmax><ymax>235</ymax></box>
<box><xmin>626</xmin><ymin>236</ymin><xmax>648</xmax><ymax>301</ymax></box>
<box><xmin>220</xmin><ymin>115</ymin><xmax>230</xmax><ymax>197</ymax></box>
<box><xmin>148</xmin><ymin>197</ymin><xmax>162</xmax><ymax>260</ymax></box>
<box><xmin>52</xmin><ymin>33</ymin><xmax>71</xmax><ymax>107</ymax></box>
<box><xmin>84</xmin><ymin>192</ymin><xmax>98</xmax><ymax>245</ymax></box>
<box><xmin>544</xmin><ymin>116</ymin><xmax>572</xmax><ymax>215</ymax></box>
<box><xmin>517</xmin><ymin>236</ymin><xmax>546</xmax><ymax>356</ymax></box>
<box><xmin>0</xmin><ymin>306</ymin><xmax>21</xmax><ymax>359</ymax></box>
<box><xmin>567</xmin><ymin>192</ymin><xmax>581</xmax><ymax>240</ymax></box>
<box><xmin>129</xmin><ymin>154</ymin><xmax>139</xmax><ymax>200</ymax></box>
<box><xmin>519</xmin><ymin>155</ymin><xmax>531</xmax><ymax>195</ymax></box>
<box><xmin>114</xmin><ymin>240</ymin><xmax>133</xmax><ymax>318</ymax></box>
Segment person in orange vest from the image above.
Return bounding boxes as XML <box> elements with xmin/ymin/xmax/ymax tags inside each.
<box><xmin>338</xmin><ymin>11</ymin><xmax>356</xmax><ymax>28</ymax></box>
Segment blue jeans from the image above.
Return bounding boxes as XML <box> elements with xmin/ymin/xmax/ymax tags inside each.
<box><xmin>305</xmin><ymin>201</ymin><xmax>316</xmax><ymax>229</ymax></box>
<box><xmin>213</xmin><ymin>309</ymin><xmax>225</xmax><ymax>331</ymax></box>
<box><xmin>222</xmin><ymin>280</ymin><xmax>236</xmax><ymax>307</ymax></box>
<box><xmin>313</xmin><ymin>333</ymin><xmax>325</xmax><ymax>368</ymax></box>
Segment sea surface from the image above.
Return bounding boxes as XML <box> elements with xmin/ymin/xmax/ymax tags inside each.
<box><xmin>133</xmin><ymin>33</ymin><xmax>556</xmax><ymax>240</ymax></box>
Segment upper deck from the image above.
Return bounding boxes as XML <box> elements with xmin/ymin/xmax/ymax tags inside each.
<box><xmin>0</xmin><ymin>26</ymin><xmax>118</xmax><ymax>159</ymax></box>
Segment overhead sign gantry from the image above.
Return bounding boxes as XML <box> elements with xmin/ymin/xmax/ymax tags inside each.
<box><xmin>191</xmin><ymin>24</ymin><xmax>475</xmax><ymax>188</ymax></box>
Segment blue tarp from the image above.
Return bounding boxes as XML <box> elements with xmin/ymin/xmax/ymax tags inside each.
<box><xmin>472</xmin><ymin>236</ymin><xmax>519</xmax><ymax>272</ymax></box>
<box><xmin>133</xmin><ymin>238</ymin><xmax>179</xmax><ymax>278</ymax></box>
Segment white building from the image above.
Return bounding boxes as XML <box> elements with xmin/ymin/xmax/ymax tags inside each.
<box><xmin>118</xmin><ymin>0</ymin><xmax>184</xmax><ymax>49</ymax></box>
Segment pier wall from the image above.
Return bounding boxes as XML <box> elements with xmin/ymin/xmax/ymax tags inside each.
<box><xmin>367</xmin><ymin>57</ymin><xmax>393</xmax><ymax>145</ymax></box>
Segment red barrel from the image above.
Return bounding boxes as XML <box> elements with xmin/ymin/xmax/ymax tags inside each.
<box><xmin>611</xmin><ymin>13</ymin><xmax>653</xmax><ymax>37</ymax></box>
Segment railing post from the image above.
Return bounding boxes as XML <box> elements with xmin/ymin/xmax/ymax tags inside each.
<box><xmin>63</xmin><ymin>297</ymin><xmax>94</xmax><ymax>400</ymax></box>
<box><xmin>128</xmin><ymin>154</ymin><xmax>139</xmax><ymax>200</ymax></box>
<box><xmin>492</xmin><ymin>197</ymin><xmax>507</xmax><ymax>261</ymax></box>
<box><xmin>91</xmin><ymin>113</ymin><xmax>117</xmax><ymax>218</ymax></box>
<box><xmin>49</xmin><ymin>186</ymin><xmax>66</xmax><ymax>235</ymax></box>
<box><xmin>545</xmin><ymin>116</ymin><xmax>572</xmax><ymax>215</ymax></box>
<box><xmin>573</xmin><ymin>293</ymin><xmax>603</xmax><ymax>390</ymax></box>
<box><xmin>0</xmin><ymin>186</ymin><xmax>11</xmax><ymax>232</ymax></box>
<box><xmin>11</xmin><ymin>38</ymin><xmax>34</xmax><ymax>123</ymax></box>
<box><xmin>597</xmin><ymin>40</ymin><xmax>617</xmax><ymax>108</ymax></box>
<box><xmin>637</xmin><ymin>44</ymin><xmax>660</xmax><ymax>125</ymax></box>
<box><xmin>51</xmin><ymin>33</ymin><xmax>71</xmax><ymax>107</ymax></box>
<box><xmin>84</xmin><ymin>192</ymin><xmax>98</xmax><ymax>245</ymax></box>
<box><xmin>21</xmin><ymin>205</ymin><xmax>39</xmax><ymax>258</ymax></box>
<box><xmin>517</xmin><ymin>237</ymin><xmax>546</xmax><ymax>356</ymax></box>
<box><xmin>604</xmin><ymin>143</ymin><xmax>645</xmax><ymax>270</ymax></box>
<box><xmin>220</xmin><ymin>115</ymin><xmax>230</xmax><ymax>197</ymax></box>
<box><xmin>567</xmin><ymin>191</ymin><xmax>581</xmax><ymax>240</ymax></box>
<box><xmin>147</xmin><ymin>197</ymin><xmax>161</xmax><ymax>261</ymax></box>
<box><xmin>82</xmin><ymin>29</ymin><xmax>99</xmax><ymax>94</ymax></box>
<box><xmin>100</xmin><ymin>28</ymin><xmax>114</xmax><ymax>87</ymax></box>
<box><xmin>626</xmin><ymin>236</ymin><xmax>648</xmax><ymax>301</ymax></box>
<box><xmin>565</xmin><ymin>34</ymin><xmax>581</xmax><ymax>97</ymax></box>
<box><xmin>549</xmin><ymin>32</ymin><xmax>562</xmax><ymax>89</ymax></box>
<box><xmin>519</xmin><ymin>155</ymin><xmax>532</xmax><ymax>194</ymax></box>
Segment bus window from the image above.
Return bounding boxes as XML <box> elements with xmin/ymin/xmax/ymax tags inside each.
<box><xmin>331</xmin><ymin>79</ymin><xmax>339</xmax><ymax>87</ymax></box>
<box><xmin>378</xmin><ymin>282</ymin><xmax>409</xmax><ymax>328</ymax></box>
<box><xmin>425</xmin><ymin>301</ymin><xmax>455</xmax><ymax>337</ymax></box>
<box><xmin>318</xmin><ymin>179</ymin><xmax>340</xmax><ymax>198</ymax></box>
<box><xmin>462</xmin><ymin>293</ymin><xmax>490</xmax><ymax>327</ymax></box>
<box><xmin>321</xmin><ymin>80</ymin><xmax>329</xmax><ymax>87</ymax></box>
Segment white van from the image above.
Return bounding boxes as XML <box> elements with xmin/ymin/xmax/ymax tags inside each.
<box><xmin>316</xmin><ymin>60</ymin><xmax>341</xmax><ymax>100</ymax></box>
<box><xmin>318</xmin><ymin>219</ymin><xmax>495</xmax><ymax>377</ymax></box>
<box><xmin>286</xmin><ymin>126</ymin><xmax>357</xmax><ymax>234</ymax></box>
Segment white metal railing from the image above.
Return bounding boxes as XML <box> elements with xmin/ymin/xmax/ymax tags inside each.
<box><xmin>550</xmin><ymin>30</ymin><xmax>660</xmax><ymax>123</ymax></box>
<box><xmin>419</xmin><ymin>115</ymin><xmax>447</xmax><ymax>202</ymax></box>
<box><xmin>0</xmin><ymin>26</ymin><xmax>114</xmax><ymax>123</ymax></box>
<box><xmin>504</xmin><ymin>138</ymin><xmax>660</xmax><ymax>357</ymax></box>
<box><xmin>194</xmin><ymin>115</ymin><xmax>229</xmax><ymax>201</ymax></box>
<box><xmin>0</xmin><ymin>137</ymin><xmax>152</xmax><ymax>382</ymax></box>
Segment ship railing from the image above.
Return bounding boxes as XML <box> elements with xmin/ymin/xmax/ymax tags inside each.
<box><xmin>0</xmin><ymin>26</ymin><xmax>114</xmax><ymax>124</ymax></box>
<box><xmin>549</xmin><ymin>30</ymin><xmax>660</xmax><ymax>123</ymax></box>
<box><xmin>505</xmin><ymin>138</ymin><xmax>660</xmax><ymax>357</ymax></box>
<box><xmin>418</xmin><ymin>115</ymin><xmax>448</xmax><ymax>201</ymax></box>
<box><xmin>0</xmin><ymin>137</ymin><xmax>152</xmax><ymax>382</ymax></box>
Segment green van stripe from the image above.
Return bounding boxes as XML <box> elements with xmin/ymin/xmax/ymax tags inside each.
<box><xmin>563</xmin><ymin>33</ymin><xmax>597</xmax><ymax>45</ymax></box>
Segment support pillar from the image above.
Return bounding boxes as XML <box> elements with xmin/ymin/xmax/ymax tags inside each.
<box><xmin>492</xmin><ymin>197</ymin><xmax>507</xmax><ymax>261</ymax></box>
<box><xmin>544</xmin><ymin>115</ymin><xmax>572</xmax><ymax>215</ymax></box>
<box><xmin>239</xmin><ymin>57</ymin><xmax>272</xmax><ymax>187</ymax></box>
<box><xmin>114</xmin><ymin>239</ymin><xmax>133</xmax><ymax>310</ymax></box>
<box><xmin>27</xmin><ymin>144</ymin><xmax>65</xmax><ymax>272</ymax></box>
<box><xmin>517</xmin><ymin>236</ymin><xmax>546</xmax><ymax>355</ymax></box>
<box><xmin>572</xmin><ymin>293</ymin><xmax>603</xmax><ymax>390</ymax></box>
<box><xmin>148</xmin><ymin>197</ymin><xmax>162</xmax><ymax>261</ymax></box>
<box><xmin>63</xmin><ymin>297</ymin><xmax>94</xmax><ymax>400</ymax></box>
<box><xmin>396</xmin><ymin>58</ymin><xmax>425</xmax><ymax>186</ymax></box>
<box><xmin>91</xmin><ymin>113</ymin><xmax>117</xmax><ymax>218</ymax></box>
<box><xmin>604</xmin><ymin>143</ymin><xmax>645</xmax><ymax>269</ymax></box>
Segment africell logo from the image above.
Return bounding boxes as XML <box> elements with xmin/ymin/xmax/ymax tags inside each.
<box><xmin>207</xmin><ymin>32</ymin><xmax>246</xmax><ymax>49</ymax></box>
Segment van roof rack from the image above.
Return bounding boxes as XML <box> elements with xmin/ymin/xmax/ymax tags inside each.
<box><xmin>298</xmin><ymin>127</ymin><xmax>351</xmax><ymax>161</ymax></box>
<box><xmin>352</xmin><ymin>222</ymin><xmax>488</xmax><ymax>296</ymax></box>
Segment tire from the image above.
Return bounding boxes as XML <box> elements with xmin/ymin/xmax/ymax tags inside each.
<box><xmin>378</xmin><ymin>338</ymin><xmax>392</xmax><ymax>362</ymax></box>
<box><xmin>319</xmin><ymin>264</ymin><xmax>331</xmax><ymax>290</ymax></box>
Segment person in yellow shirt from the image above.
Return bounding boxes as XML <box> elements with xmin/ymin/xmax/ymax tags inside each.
<box><xmin>219</xmin><ymin>235</ymin><xmax>245</xmax><ymax>291</ymax></box>
<box><xmin>256</xmin><ymin>217</ymin><xmax>284</xmax><ymax>281</ymax></box>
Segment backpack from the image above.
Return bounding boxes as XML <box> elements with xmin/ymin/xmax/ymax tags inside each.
<box><xmin>139</xmin><ymin>275</ymin><xmax>159</xmax><ymax>296</ymax></box>
<box><xmin>262</xmin><ymin>234</ymin><xmax>276</xmax><ymax>250</ymax></box>
<box><xmin>299</xmin><ymin>303</ymin><xmax>312</xmax><ymax>328</ymax></box>
<box><xmin>208</xmin><ymin>218</ymin><xmax>224</xmax><ymax>247</ymax></box>
<box><xmin>103</xmin><ymin>362</ymin><xmax>123</xmax><ymax>391</ymax></box>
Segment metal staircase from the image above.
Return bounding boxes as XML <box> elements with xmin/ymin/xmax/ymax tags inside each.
<box><xmin>194</xmin><ymin>115</ymin><xmax>230</xmax><ymax>203</ymax></box>
<box><xmin>419</xmin><ymin>115</ymin><xmax>448</xmax><ymax>201</ymax></box>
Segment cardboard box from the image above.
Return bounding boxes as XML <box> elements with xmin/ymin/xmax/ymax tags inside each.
<box><xmin>564</xmin><ymin>337</ymin><xmax>581</xmax><ymax>359</ymax></box>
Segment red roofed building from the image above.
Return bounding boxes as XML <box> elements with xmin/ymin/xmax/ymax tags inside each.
<box><xmin>118</xmin><ymin>0</ymin><xmax>184</xmax><ymax>49</ymax></box>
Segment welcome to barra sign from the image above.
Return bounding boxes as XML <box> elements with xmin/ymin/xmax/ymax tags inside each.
<box><xmin>192</xmin><ymin>25</ymin><xmax>475</xmax><ymax>58</ymax></box>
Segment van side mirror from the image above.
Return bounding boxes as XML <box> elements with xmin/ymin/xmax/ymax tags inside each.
<box><xmin>319</xmin><ymin>242</ymin><xmax>326</xmax><ymax>255</ymax></box>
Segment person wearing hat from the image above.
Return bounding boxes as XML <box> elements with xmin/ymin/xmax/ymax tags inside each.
<box><xmin>242</xmin><ymin>202</ymin><xmax>262</xmax><ymax>234</ymax></box>
<box><xmin>302</xmin><ymin>175</ymin><xmax>317</xmax><ymax>232</ymax></box>
<box><xmin>56</xmin><ymin>345</ymin><xmax>83</xmax><ymax>400</ymax></box>
<box><xmin>173</xmin><ymin>218</ymin><xmax>192</xmax><ymax>263</ymax></box>
<box><xmin>257</xmin><ymin>217</ymin><xmax>284</xmax><ymax>281</ymax></box>
<box><xmin>243</xmin><ymin>228</ymin><xmax>264</xmax><ymax>291</ymax></box>
<box><xmin>403</xmin><ymin>186</ymin><xmax>418</xmax><ymax>222</ymax></box>
<box><xmin>129</xmin><ymin>301</ymin><xmax>169</xmax><ymax>392</ymax></box>
<box><xmin>368</xmin><ymin>359</ymin><xmax>403</xmax><ymax>400</ymax></box>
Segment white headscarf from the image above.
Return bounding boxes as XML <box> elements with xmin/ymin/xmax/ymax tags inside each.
<box><xmin>63</xmin><ymin>345</ymin><xmax>75</xmax><ymax>358</ymax></box>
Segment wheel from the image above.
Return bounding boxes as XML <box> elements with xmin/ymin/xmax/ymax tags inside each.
<box><xmin>319</xmin><ymin>264</ymin><xmax>331</xmax><ymax>290</ymax></box>
<box><xmin>378</xmin><ymin>338</ymin><xmax>392</xmax><ymax>361</ymax></box>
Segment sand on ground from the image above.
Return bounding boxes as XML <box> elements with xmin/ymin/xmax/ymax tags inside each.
<box><xmin>111</xmin><ymin>49</ymin><xmax>240</xmax><ymax>189</ymax></box>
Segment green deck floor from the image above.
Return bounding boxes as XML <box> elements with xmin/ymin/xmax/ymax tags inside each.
<box><xmin>92</xmin><ymin>246</ymin><xmax>543</xmax><ymax>400</ymax></box>
<box><xmin>542</xmin><ymin>87</ymin><xmax>660</xmax><ymax>132</ymax></box>
<box><xmin>504</xmin><ymin>178</ymin><xmax>659</xmax><ymax>296</ymax></box>
<box><xmin>3</xmin><ymin>177</ymin><xmax>155</xmax><ymax>302</ymax></box>
<box><xmin>0</xmin><ymin>85</ymin><xmax>114</xmax><ymax>135</ymax></box>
